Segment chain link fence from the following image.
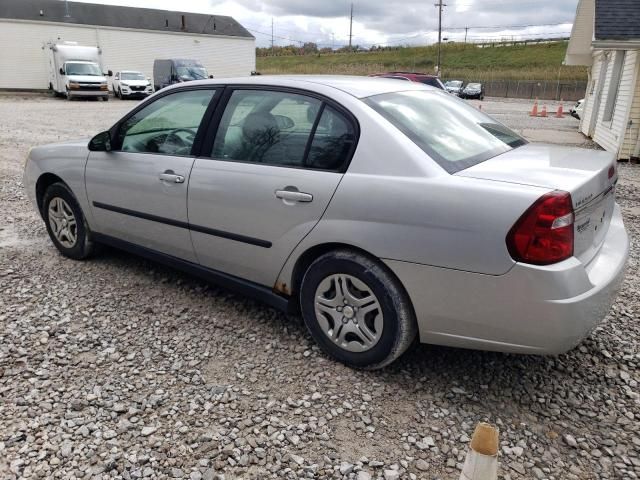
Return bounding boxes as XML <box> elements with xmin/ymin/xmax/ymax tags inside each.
<box><xmin>478</xmin><ymin>80</ymin><xmax>588</xmax><ymax>101</ymax></box>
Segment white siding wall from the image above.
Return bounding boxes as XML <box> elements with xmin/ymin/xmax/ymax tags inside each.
<box><xmin>581</xmin><ymin>48</ymin><xmax>639</xmax><ymax>158</ymax></box>
<box><xmin>0</xmin><ymin>19</ymin><xmax>255</xmax><ymax>90</ymax></box>
<box><xmin>592</xmin><ymin>50</ymin><xmax>637</xmax><ymax>156</ymax></box>
<box><xmin>621</xmin><ymin>58</ymin><xmax>640</xmax><ymax>159</ymax></box>
<box><xmin>580</xmin><ymin>53</ymin><xmax>601</xmax><ymax>135</ymax></box>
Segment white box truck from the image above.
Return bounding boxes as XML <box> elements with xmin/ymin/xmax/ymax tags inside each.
<box><xmin>46</xmin><ymin>42</ymin><xmax>112</xmax><ymax>101</ymax></box>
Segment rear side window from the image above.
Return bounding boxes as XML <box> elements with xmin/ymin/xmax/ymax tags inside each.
<box><xmin>306</xmin><ymin>106</ymin><xmax>356</xmax><ymax>170</ymax></box>
<box><xmin>211</xmin><ymin>90</ymin><xmax>356</xmax><ymax>171</ymax></box>
<box><xmin>364</xmin><ymin>90</ymin><xmax>525</xmax><ymax>173</ymax></box>
<box><xmin>421</xmin><ymin>77</ymin><xmax>444</xmax><ymax>89</ymax></box>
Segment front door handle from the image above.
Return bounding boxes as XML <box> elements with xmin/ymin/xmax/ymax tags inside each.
<box><xmin>275</xmin><ymin>189</ymin><xmax>313</xmax><ymax>203</ymax></box>
<box><xmin>159</xmin><ymin>170</ymin><xmax>185</xmax><ymax>184</ymax></box>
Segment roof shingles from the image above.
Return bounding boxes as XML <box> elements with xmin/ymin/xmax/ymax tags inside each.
<box><xmin>0</xmin><ymin>0</ymin><xmax>254</xmax><ymax>39</ymax></box>
<box><xmin>595</xmin><ymin>0</ymin><xmax>640</xmax><ymax>41</ymax></box>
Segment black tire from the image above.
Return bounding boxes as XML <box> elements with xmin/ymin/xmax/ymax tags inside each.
<box><xmin>117</xmin><ymin>88</ymin><xmax>123</xmax><ymax>99</ymax></box>
<box><xmin>300</xmin><ymin>249</ymin><xmax>417</xmax><ymax>370</ymax></box>
<box><xmin>103</xmin><ymin>96</ymin><xmax>109</xmax><ymax>102</ymax></box>
<box><xmin>42</xmin><ymin>183</ymin><xmax>95</xmax><ymax>260</ymax></box>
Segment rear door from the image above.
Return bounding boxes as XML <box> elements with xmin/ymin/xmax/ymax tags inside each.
<box><xmin>188</xmin><ymin>87</ymin><xmax>358</xmax><ymax>287</ymax></box>
<box><xmin>85</xmin><ymin>87</ymin><xmax>218</xmax><ymax>262</ymax></box>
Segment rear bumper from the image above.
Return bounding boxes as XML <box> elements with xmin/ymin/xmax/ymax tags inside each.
<box><xmin>384</xmin><ymin>204</ymin><xmax>629</xmax><ymax>354</ymax></box>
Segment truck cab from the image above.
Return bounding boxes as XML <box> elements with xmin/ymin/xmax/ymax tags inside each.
<box><xmin>153</xmin><ymin>59</ymin><xmax>210</xmax><ymax>91</ymax></box>
<box><xmin>47</xmin><ymin>43</ymin><xmax>112</xmax><ymax>101</ymax></box>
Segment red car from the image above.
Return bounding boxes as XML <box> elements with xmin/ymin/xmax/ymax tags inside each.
<box><xmin>369</xmin><ymin>72</ymin><xmax>446</xmax><ymax>90</ymax></box>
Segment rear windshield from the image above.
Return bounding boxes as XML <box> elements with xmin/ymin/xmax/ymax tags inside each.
<box><xmin>363</xmin><ymin>90</ymin><xmax>526</xmax><ymax>173</ymax></box>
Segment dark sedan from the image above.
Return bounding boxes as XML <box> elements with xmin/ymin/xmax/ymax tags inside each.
<box><xmin>460</xmin><ymin>82</ymin><xmax>485</xmax><ymax>100</ymax></box>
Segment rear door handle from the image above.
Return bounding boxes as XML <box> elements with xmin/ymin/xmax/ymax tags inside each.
<box><xmin>159</xmin><ymin>171</ymin><xmax>185</xmax><ymax>184</ymax></box>
<box><xmin>275</xmin><ymin>190</ymin><xmax>313</xmax><ymax>203</ymax></box>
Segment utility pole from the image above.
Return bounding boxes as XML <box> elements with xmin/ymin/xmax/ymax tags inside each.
<box><xmin>435</xmin><ymin>0</ymin><xmax>446</xmax><ymax>76</ymax></box>
<box><xmin>464</xmin><ymin>26</ymin><xmax>469</xmax><ymax>43</ymax></box>
<box><xmin>64</xmin><ymin>0</ymin><xmax>71</xmax><ymax>18</ymax></box>
<box><xmin>271</xmin><ymin>18</ymin><xmax>274</xmax><ymax>56</ymax></box>
<box><xmin>348</xmin><ymin>3</ymin><xmax>353</xmax><ymax>51</ymax></box>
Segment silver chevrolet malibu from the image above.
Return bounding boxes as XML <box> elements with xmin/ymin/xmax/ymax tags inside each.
<box><xmin>24</xmin><ymin>76</ymin><xmax>629</xmax><ymax>369</ymax></box>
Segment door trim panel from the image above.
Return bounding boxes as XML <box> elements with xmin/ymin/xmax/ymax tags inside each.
<box><xmin>92</xmin><ymin>201</ymin><xmax>272</xmax><ymax>248</ymax></box>
<box><xmin>92</xmin><ymin>232</ymin><xmax>289</xmax><ymax>311</ymax></box>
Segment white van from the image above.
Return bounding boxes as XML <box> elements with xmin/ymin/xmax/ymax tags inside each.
<box><xmin>47</xmin><ymin>42</ymin><xmax>112</xmax><ymax>101</ymax></box>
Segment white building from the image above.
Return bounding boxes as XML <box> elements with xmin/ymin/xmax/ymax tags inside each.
<box><xmin>565</xmin><ymin>0</ymin><xmax>640</xmax><ymax>160</ymax></box>
<box><xmin>0</xmin><ymin>0</ymin><xmax>256</xmax><ymax>91</ymax></box>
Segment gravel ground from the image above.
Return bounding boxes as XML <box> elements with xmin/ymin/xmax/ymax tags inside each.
<box><xmin>1</xmin><ymin>93</ymin><xmax>639</xmax><ymax>480</ymax></box>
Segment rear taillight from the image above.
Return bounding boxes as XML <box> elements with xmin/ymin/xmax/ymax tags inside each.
<box><xmin>506</xmin><ymin>191</ymin><xmax>574</xmax><ymax>265</ymax></box>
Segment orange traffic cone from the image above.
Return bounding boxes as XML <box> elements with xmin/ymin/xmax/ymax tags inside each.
<box><xmin>529</xmin><ymin>98</ymin><xmax>539</xmax><ymax>117</ymax></box>
<box><xmin>539</xmin><ymin>105</ymin><xmax>548</xmax><ymax>117</ymax></box>
<box><xmin>556</xmin><ymin>100</ymin><xmax>565</xmax><ymax>118</ymax></box>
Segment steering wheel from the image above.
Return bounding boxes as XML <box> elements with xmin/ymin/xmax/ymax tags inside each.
<box><xmin>161</xmin><ymin>128</ymin><xmax>196</xmax><ymax>153</ymax></box>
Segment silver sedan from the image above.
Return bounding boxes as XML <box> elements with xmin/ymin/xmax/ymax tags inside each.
<box><xmin>23</xmin><ymin>76</ymin><xmax>629</xmax><ymax>369</ymax></box>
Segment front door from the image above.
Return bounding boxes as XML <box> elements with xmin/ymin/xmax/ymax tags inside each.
<box><xmin>86</xmin><ymin>87</ymin><xmax>217</xmax><ymax>262</ymax></box>
<box><xmin>188</xmin><ymin>88</ymin><xmax>358</xmax><ymax>287</ymax></box>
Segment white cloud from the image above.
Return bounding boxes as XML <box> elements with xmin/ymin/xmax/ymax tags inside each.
<box><xmin>71</xmin><ymin>0</ymin><xmax>578</xmax><ymax>48</ymax></box>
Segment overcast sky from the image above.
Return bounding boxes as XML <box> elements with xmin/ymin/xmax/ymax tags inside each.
<box><xmin>73</xmin><ymin>0</ymin><xmax>579</xmax><ymax>48</ymax></box>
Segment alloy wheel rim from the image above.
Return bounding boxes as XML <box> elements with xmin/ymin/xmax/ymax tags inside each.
<box><xmin>314</xmin><ymin>274</ymin><xmax>383</xmax><ymax>353</ymax></box>
<box><xmin>48</xmin><ymin>197</ymin><xmax>77</xmax><ymax>248</ymax></box>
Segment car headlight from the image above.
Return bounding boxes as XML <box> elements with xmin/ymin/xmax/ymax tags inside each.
<box><xmin>100</xmin><ymin>83</ymin><xmax>109</xmax><ymax>91</ymax></box>
<box><xmin>68</xmin><ymin>81</ymin><xmax>80</xmax><ymax>90</ymax></box>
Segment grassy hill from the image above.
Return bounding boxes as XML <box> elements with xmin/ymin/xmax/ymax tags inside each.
<box><xmin>257</xmin><ymin>41</ymin><xmax>588</xmax><ymax>81</ymax></box>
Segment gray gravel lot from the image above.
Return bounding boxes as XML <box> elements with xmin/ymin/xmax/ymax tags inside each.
<box><xmin>0</xmin><ymin>94</ymin><xmax>639</xmax><ymax>480</ymax></box>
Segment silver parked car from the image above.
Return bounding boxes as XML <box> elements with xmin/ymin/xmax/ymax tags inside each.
<box><xmin>24</xmin><ymin>76</ymin><xmax>629</xmax><ymax>369</ymax></box>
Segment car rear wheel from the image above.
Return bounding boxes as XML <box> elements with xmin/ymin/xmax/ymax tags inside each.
<box><xmin>42</xmin><ymin>183</ymin><xmax>95</xmax><ymax>260</ymax></box>
<box><xmin>300</xmin><ymin>250</ymin><xmax>417</xmax><ymax>369</ymax></box>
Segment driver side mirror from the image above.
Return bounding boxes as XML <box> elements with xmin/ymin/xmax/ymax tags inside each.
<box><xmin>107</xmin><ymin>70</ymin><xmax>113</xmax><ymax>77</ymax></box>
<box><xmin>88</xmin><ymin>131</ymin><xmax>112</xmax><ymax>152</ymax></box>
<box><xmin>59</xmin><ymin>67</ymin><xmax>65</xmax><ymax>75</ymax></box>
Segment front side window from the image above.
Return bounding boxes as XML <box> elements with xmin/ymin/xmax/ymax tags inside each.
<box><xmin>364</xmin><ymin>90</ymin><xmax>526</xmax><ymax>173</ymax></box>
<box><xmin>65</xmin><ymin>62</ymin><xmax>101</xmax><ymax>76</ymax></box>
<box><xmin>117</xmin><ymin>89</ymin><xmax>215</xmax><ymax>156</ymax></box>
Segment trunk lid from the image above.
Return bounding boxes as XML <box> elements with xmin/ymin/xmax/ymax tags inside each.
<box><xmin>456</xmin><ymin>144</ymin><xmax>618</xmax><ymax>264</ymax></box>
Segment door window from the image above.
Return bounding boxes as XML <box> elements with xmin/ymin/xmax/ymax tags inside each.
<box><xmin>306</xmin><ymin>106</ymin><xmax>356</xmax><ymax>170</ymax></box>
<box><xmin>117</xmin><ymin>89</ymin><xmax>215</xmax><ymax>156</ymax></box>
<box><xmin>212</xmin><ymin>90</ymin><xmax>322</xmax><ymax>167</ymax></box>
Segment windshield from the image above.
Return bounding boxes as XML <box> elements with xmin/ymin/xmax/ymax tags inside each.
<box><xmin>447</xmin><ymin>81</ymin><xmax>462</xmax><ymax>87</ymax></box>
<box><xmin>65</xmin><ymin>62</ymin><xmax>102</xmax><ymax>76</ymax></box>
<box><xmin>363</xmin><ymin>90</ymin><xmax>526</xmax><ymax>173</ymax></box>
<box><xmin>466</xmin><ymin>83</ymin><xmax>481</xmax><ymax>89</ymax></box>
<box><xmin>121</xmin><ymin>72</ymin><xmax>145</xmax><ymax>81</ymax></box>
<box><xmin>176</xmin><ymin>66</ymin><xmax>208</xmax><ymax>80</ymax></box>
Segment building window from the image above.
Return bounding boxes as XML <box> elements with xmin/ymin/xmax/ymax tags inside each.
<box><xmin>602</xmin><ymin>51</ymin><xmax>626</xmax><ymax>122</ymax></box>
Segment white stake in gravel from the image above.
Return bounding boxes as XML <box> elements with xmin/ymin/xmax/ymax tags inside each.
<box><xmin>459</xmin><ymin>422</ymin><xmax>499</xmax><ymax>480</ymax></box>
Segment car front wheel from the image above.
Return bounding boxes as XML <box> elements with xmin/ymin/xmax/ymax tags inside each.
<box><xmin>300</xmin><ymin>250</ymin><xmax>417</xmax><ymax>369</ymax></box>
<box><xmin>42</xmin><ymin>183</ymin><xmax>95</xmax><ymax>260</ymax></box>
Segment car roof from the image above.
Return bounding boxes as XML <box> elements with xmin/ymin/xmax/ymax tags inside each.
<box><xmin>178</xmin><ymin>75</ymin><xmax>432</xmax><ymax>99</ymax></box>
